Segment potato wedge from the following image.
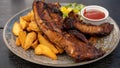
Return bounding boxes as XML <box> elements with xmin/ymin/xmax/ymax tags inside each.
<box><xmin>20</xmin><ymin>17</ymin><xmax>28</xmax><ymax>29</ymax></box>
<box><xmin>15</xmin><ymin>37</ymin><xmax>21</xmax><ymax>46</ymax></box>
<box><xmin>23</xmin><ymin>32</ymin><xmax>37</xmax><ymax>50</ymax></box>
<box><xmin>31</xmin><ymin>39</ymin><xmax>39</xmax><ymax>49</ymax></box>
<box><xmin>38</xmin><ymin>32</ymin><xmax>59</xmax><ymax>54</ymax></box>
<box><xmin>27</xmin><ymin>21</ymin><xmax>40</xmax><ymax>32</ymax></box>
<box><xmin>26</xmin><ymin>27</ymin><xmax>31</xmax><ymax>32</ymax></box>
<box><xmin>12</xmin><ymin>22</ymin><xmax>22</xmax><ymax>36</ymax></box>
<box><xmin>22</xmin><ymin>10</ymin><xmax>34</xmax><ymax>22</ymax></box>
<box><xmin>18</xmin><ymin>31</ymin><xmax>27</xmax><ymax>48</ymax></box>
<box><xmin>35</xmin><ymin>44</ymin><xmax>57</xmax><ymax>60</ymax></box>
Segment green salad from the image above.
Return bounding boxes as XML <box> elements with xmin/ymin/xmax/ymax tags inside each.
<box><xmin>60</xmin><ymin>3</ymin><xmax>85</xmax><ymax>17</ymax></box>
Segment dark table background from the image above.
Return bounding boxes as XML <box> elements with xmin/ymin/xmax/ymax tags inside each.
<box><xmin>0</xmin><ymin>0</ymin><xmax>120</xmax><ymax>68</ymax></box>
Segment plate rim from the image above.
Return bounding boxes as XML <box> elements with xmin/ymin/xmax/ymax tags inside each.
<box><xmin>3</xmin><ymin>6</ymin><xmax>120</xmax><ymax>67</ymax></box>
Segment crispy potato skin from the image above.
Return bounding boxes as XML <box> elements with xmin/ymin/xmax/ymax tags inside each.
<box><xmin>38</xmin><ymin>32</ymin><xmax>59</xmax><ymax>54</ymax></box>
<box><xmin>35</xmin><ymin>44</ymin><xmax>57</xmax><ymax>60</ymax></box>
<box><xmin>12</xmin><ymin>22</ymin><xmax>22</xmax><ymax>36</ymax></box>
<box><xmin>20</xmin><ymin>17</ymin><xmax>29</xmax><ymax>29</ymax></box>
<box><xmin>12</xmin><ymin>10</ymin><xmax>64</xmax><ymax>60</ymax></box>
<box><xmin>18</xmin><ymin>31</ymin><xmax>27</xmax><ymax>48</ymax></box>
<box><xmin>31</xmin><ymin>39</ymin><xmax>39</xmax><ymax>49</ymax></box>
<box><xmin>27</xmin><ymin>21</ymin><xmax>40</xmax><ymax>32</ymax></box>
<box><xmin>22</xmin><ymin>10</ymin><xmax>34</xmax><ymax>22</ymax></box>
<box><xmin>23</xmin><ymin>32</ymin><xmax>37</xmax><ymax>50</ymax></box>
<box><xmin>15</xmin><ymin>37</ymin><xmax>21</xmax><ymax>46</ymax></box>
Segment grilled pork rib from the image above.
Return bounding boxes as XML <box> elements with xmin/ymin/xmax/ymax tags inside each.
<box><xmin>65</xmin><ymin>11</ymin><xmax>114</xmax><ymax>36</ymax></box>
<box><xmin>74</xmin><ymin>22</ymin><xmax>114</xmax><ymax>36</ymax></box>
<box><xmin>33</xmin><ymin>0</ymin><xmax>104</xmax><ymax>62</ymax></box>
<box><xmin>68</xmin><ymin>29</ymin><xmax>89</xmax><ymax>43</ymax></box>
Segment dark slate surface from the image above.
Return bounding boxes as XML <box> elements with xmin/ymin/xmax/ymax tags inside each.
<box><xmin>0</xmin><ymin>0</ymin><xmax>120</xmax><ymax>68</ymax></box>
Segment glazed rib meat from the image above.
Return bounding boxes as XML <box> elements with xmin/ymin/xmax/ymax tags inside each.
<box><xmin>74</xmin><ymin>22</ymin><xmax>114</xmax><ymax>36</ymax></box>
<box><xmin>65</xmin><ymin>11</ymin><xmax>114</xmax><ymax>36</ymax></box>
<box><xmin>68</xmin><ymin>29</ymin><xmax>89</xmax><ymax>43</ymax></box>
<box><xmin>33</xmin><ymin>0</ymin><xmax>105</xmax><ymax>62</ymax></box>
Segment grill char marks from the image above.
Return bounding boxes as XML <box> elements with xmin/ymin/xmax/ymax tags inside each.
<box><xmin>68</xmin><ymin>30</ymin><xmax>89</xmax><ymax>43</ymax></box>
<box><xmin>35</xmin><ymin>1</ymin><xmax>63</xmax><ymax>32</ymax></box>
<box><xmin>35</xmin><ymin>1</ymin><xmax>53</xmax><ymax>30</ymax></box>
<box><xmin>33</xmin><ymin>0</ymin><xmax>105</xmax><ymax>62</ymax></box>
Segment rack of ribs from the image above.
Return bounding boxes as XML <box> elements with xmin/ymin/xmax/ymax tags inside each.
<box><xmin>33</xmin><ymin>0</ymin><xmax>109</xmax><ymax>62</ymax></box>
<box><xmin>64</xmin><ymin>11</ymin><xmax>114</xmax><ymax>36</ymax></box>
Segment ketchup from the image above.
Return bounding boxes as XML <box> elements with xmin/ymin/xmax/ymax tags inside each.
<box><xmin>84</xmin><ymin>9</ymin><xmax>105</xmax><ymax>20</ymax></box>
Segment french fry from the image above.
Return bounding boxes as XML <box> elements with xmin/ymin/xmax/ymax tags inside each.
<box><xmin>18</xmin><ymin>31</ymin><xmax>27</xmax><ymax>48</ymax></box>
<box><xmin>27</xmin><ymin>21</ymin><xmax>40</xmax><ymax>32</ymax></box>
<box><xmin>15</xmin><ymin>37</ymin><xmax>21</xmax><ymax>46</ymax></box>
<box><xmin>20</xmin><ymin>17</ymin><xmax>29</xmax><ymax>29</ymax></box>
<box><xmin>31</xmin><ymin>39</ymin><xmax>39</xmax><ymax>49</ymax></box>
<box><xmin>38</xmin><ymin>32</ymin><xmax>59</xmax><ymax>54</ymax></box>
<box><xmin>35</xmin><ymin>44</ymin><xmax>57</xmax><ymax>60</ymax></box>
<box><xmin>23</xmin><ymin>32</ymin><xmax>37</xmax><ymax>50</ymax></box>
<box><xmin>12</xmin><ymin>22</ymin><xmax>22</xmax><ymax>36</ymax></box>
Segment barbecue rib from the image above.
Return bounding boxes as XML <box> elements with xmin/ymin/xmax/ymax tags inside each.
<box><xmin>74</xmin><ymin>22</ymin><xmax>114</xmax><ymax>36</ymax></box>
<box><xmin>33</xmin><ymin>0</ymin><xmax>104</xmax><ymax>62</ymax></box>
<box><xmin>68</xmin><ymin>29</ymin><xmax>89</xmax><ymax>43</ymax></box>
<box><xmin>64</xmin><ymin>11</ymin><xmax>114</xmax><ymax>36</ymax></box>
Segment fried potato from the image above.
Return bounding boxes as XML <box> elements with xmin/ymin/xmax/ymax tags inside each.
<box><xmin>35</xmin><ymin>44</ymin><xmax>57</xmax><ymax>60</ymax></box>
<box><xmin>22</xmin><ymin>10</ymin><xmax>34</xmax><ymax>22</ymax></box>
<box><xmin>12</xmin><ymin>10</ymin><xmax>65</xmax><ymax>60</ymax></box>
<box><xmin>23</xmin><ymin>32</ymin><xmax>37</xmax><ymax>50</ymax></box>
<box><xmin>18</xmin><ymin>31</ymin><xmax>27</xmax><ymax>48</ymax></box>
<box><xmin>55</xmin><ymin>46</ymin><xmax>64</xmax><ymax>54</ymax></box>
<box><xmin>27</xmin><ymin>21</ymin><xmax>40</xmax><ymax>32</ymax></box>
<box><xmin>12</xmin><ymin>22</ymin><xmax>22</xmax><ymax>36</ymax></box>
<box><xmin>38</xmin><ymin>32</ymin><xmax>59</xmax><ymax>54</ymax></box>
<box><xmin>31</xmin><ymin>39</ymin><xmax>39</xmax><ymax>49</ymax></box>
<box><xmin>26</xmin><ymin>27</ymin><xmax>31</xmax><ymax>32</ymax></box>
<box><xmin>20</xmin><ymin>17</ymin><xmax>29</xmax><ymax>29</ymax></box>
<box><xmin>15</xmin><ymin>37</ymin><xmax>21</xmax><ymax>46</ymax></box>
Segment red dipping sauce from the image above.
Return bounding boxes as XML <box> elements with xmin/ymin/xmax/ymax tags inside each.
<box><xmin>84</xmin><ymin>9</ymin><xmax>105</xmax><ymax>20</ymax></box>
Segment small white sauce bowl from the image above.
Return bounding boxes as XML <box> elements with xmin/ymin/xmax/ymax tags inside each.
<box><xmin>81</xmin><ymin>5</ymin><xmax>109</xmax><ymax>25</ymax></box>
